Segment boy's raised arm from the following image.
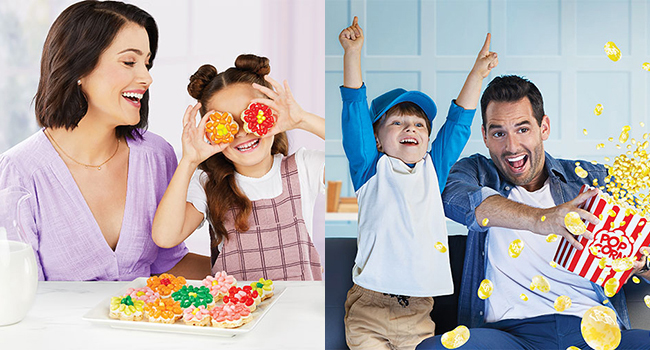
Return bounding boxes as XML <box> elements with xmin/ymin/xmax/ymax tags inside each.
<box><xmin>456</xmin><ymin>33</ymin><xmax>499</xmax><ymax>110</ymax></box>
<box><xmin>340</xmin><ymin>16</ymin><xmax>364</xmax><ymax>89</ymax></box>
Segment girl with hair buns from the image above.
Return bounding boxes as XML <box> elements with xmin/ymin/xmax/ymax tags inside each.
<box><xmin>152</xmin><ymin>54</ymin><xmax>324</xmax><ymax>281</ymax></box>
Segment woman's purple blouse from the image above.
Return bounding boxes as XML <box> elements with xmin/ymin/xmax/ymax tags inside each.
<box><xmin>0</xmin><ymin>130</ymin><xmax>188</xmax><ymax>281</ymax></box>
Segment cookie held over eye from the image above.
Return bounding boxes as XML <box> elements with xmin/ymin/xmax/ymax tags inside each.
<box><xmin>241</xmin><ymin>102</ymin><xmax>275</xmax><ymax>137</ymax></box>
<box><xmin>205</xmin><ymin>111</ymin><xmax>239</xmax><ymax>144</ymax></box>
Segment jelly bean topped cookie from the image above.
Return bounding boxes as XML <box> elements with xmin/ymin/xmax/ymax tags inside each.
<box><xmin>223</xmin><ymin>285</ymin><xmax>259</xmax><ymax>311</ymax></box>
<box><xmin>144</xmin><ymin>297</ymin><xmax>183</xmax><ymax>324</ymax></box>
<box><xmin>171</xmin><ymin>285</ymin><xmax>214</xmax><ymax>309</ymax></box>
<box><xmin>147</xmin><ymin>273</ymin><xmax>186</xmax><ymax>298</ymax></box>
<box><xmin>124</xmin><ymin>286</ymin><xmax>160</xmax><ymax>304</ymax></box>
<box><xmin>202</xmin><ymin>271</ymin><xmax>237</xmax><ymax>300</ymax></box>
<box><xmin>250</xmin><ymin>277</ymin><xmax>274</xmax><ymax>301</ymax></box>
<box><xmin>205</xmin><ymin>111</ymin><xmax>239</xmax><ymax>144</ymax></box>
<box><xmin>109</xmin><ymin>295</ymin><xmax>145</xmax><ymax>321</ymax></box>
<box><xmin>182</xmin><ymin>305</ymin><xmax>212</xmax><ymax>327</ymax></box>
<box><xmin>210</xmin><ymin>303</ymin><xmax>252</xmax><ymax>329</ymax></box>
<box><xmin>241</xmin><ymin>102</ymin><xmax>275</xmax><ymax>137</ymax></box>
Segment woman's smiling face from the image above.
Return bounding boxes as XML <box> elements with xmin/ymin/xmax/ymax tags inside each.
<box><xmin>79</xmin><ymin>23</ymin><xmax>153</xmax><ymax>127</ymax></box>
<box><xmin>206</xmin><ymin>83</ymin><xmax>275</xmax><ymax>177</ymax></box>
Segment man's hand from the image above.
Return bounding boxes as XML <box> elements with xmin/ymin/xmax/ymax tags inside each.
<box><xmin>629</xmin><ymin>247</ymin><xmax>650</xmax><ymax>282</ymax></box>
<box><xmin>535</xmin><ymin>188</ymin><xmax>600</xmax><ymax>250</ymax></box>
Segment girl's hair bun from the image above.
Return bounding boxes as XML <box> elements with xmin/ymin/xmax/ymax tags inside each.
<box><xmin>234</xmin><ymin>54</ymin><xmax>270</xmax><ymax>76</ymax></box>
<box><xmin>188</xmin><ymin>64</ymin><xmax>218</xmax><ymax>100</ymax></box>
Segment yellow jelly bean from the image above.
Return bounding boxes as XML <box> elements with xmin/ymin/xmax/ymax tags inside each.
<box><xmin>632</xmin><ymin>276</ymin><xmax>640</xmax><ymax>284</ymax></box>
<box><xmin>564</xmin><ymin>212</ymin><xmax>586</xmax><ymax>235</ymax></box>
<box><xmin>435</xmin><ymin>242</ymin><xmax>448</xmax><ymax>253</ymax></box>
<box><xmin>440</xmin><ymin>325</ymin><xmax>470</xmax><ymax>349</ymax></box>
<box><xmin>604</xmin><ymin>41</ymin><xmax>621</xmax><ymax>61</ymax></box>
<box><xmin>619</xmin><ymin>131</ymin><xmax>629</xmax><ymax>144</ymax></box>
<box><xmin>508</xmin><ymin>239</ymin><xmax>524</xmax><ymax>258</ymax></box>
<box><xmin>567</xmin><ymin>347</ymin><xmax>581</xmax><ymax>350</ymax></box>
<box><xmin>477</xmin><ymin>279</ymin><xmax>493</xmax><ymax>300</ymax></box>
<box><xmin>531</xmin><ymin>275</ymin><xmax>551</xmax><ymax>293</ymax></box>
<box><xmin>644</xmin><ymin>295</ymin><xmax>650</xmax><ymax>308</ymax></box>
<box><xmin>604</xmin><ymin>278</ymin><xmax>619</xmax><ymax>297</ymax></box>
<box><xmin>540</xmin><ymin>215</ymin><xmax>546</xmax><ymax>222</ymax></box>
<box><xmin>554</xmin><ymin>295</ymin><xmax>572</xmax><ymax>312</ymax></box>
<box><xmin>643</xmin><ymin>62</ymin><xmax>650</xmax><ymax>71</ymax></box>
<box><xmin>575</xmin><ymin>166</ymin><xmax>588</xmax><ymax>178</ymax></box>
<box><xmin>481</xmin><ymin>218</ymin><xmax>489</xmax><ymax>227</ymax></box>
<box><xmin>546</xmin><ymin>234</ymin><xmax>558</xmax><ymax>243</ymax></box>
<box><xmin>520</xmin><ymin>293</ymin><xmax>528</xmax><ymax>301</ymax></box>
<box><xmin>594</xmin><ymin>104</ymin><xmax>604</xmax><ymax>116</ymax></box>
<box><xmin>583</xmin><ymin>129</ymin><xmax>588</xmax><ymax>136</ymax></box>
<box><xmin>598</xmin><ymin>257</ymin><xmax>608</xmax><ymax>269</ymax></box>
<box><xmin>580</xmin><ymin>306</ymin><xmax>621</xmax><ymax>350</ymax></box>
<box><xmin>549</xmin><ymin>261</ymin><xmax>557</xmax><ymax>268</ymax></box>
<box><xmin>611</xmin><ymin>257</ymin><xmax>634</xmax><ymax>272</ymax></box>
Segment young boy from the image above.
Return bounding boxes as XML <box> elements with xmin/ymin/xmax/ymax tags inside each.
<box><xmin>339</xmin><ymin>17</ymin><xmax>498</xmax><ymax>349</ymax></box>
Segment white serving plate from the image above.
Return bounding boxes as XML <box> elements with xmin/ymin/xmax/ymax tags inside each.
<box><xmin>83</xmin><ymin>277</ymin><xmax>284</xmax><ymax>337</ymax></box>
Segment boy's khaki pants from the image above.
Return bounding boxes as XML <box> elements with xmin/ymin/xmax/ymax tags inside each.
<box><xmin>344</xmin><ymin>284</ymin><xmax>436</xmax><ymax>350</ymax></box>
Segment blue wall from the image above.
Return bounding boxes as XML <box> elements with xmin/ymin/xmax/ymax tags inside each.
<box><xmin>326</xmin><ymin>0</ymin><xmax>650</xmax><ymax>237</ymax></box>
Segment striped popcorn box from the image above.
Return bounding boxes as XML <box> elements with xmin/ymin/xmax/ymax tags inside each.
<box><xmin>554</xmin><ymin>185</ymin><xmax>650</xmax><ymax>295</ymax></box>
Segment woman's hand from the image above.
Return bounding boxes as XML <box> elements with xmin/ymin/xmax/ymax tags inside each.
<box><xmin>180</xmin><ymin>103</ymin><xmax>228</xmax><ymax>166</ymax></box>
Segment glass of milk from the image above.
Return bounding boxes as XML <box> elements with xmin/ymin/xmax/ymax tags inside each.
<box><xmin>0</xmin><ymin>187</ymin><xmax>38</xmax><ymax>326</ymax></box>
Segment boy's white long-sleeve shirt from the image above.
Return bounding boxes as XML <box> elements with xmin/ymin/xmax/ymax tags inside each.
<box><xmin>353</xmin><ymin>154</ymin><xmax>453</xmax><ymax>296</ymax></box>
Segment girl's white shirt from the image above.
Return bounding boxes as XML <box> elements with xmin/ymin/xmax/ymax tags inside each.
<box><xmin>187</xmin><ymin>147</ymin><xmax>325</xmax><ymax>242</ymax></box>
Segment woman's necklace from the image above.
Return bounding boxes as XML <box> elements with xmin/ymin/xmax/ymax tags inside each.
<box><xmin>45</xmin><ymin>129</ymin><xmax>120</xmax><ymax>170</ymax></box>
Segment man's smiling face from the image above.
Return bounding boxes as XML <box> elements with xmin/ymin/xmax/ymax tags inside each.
<box><xmin>482</xmin><ymin>97</ymin><xmax>550</xmax><ymax>192</ymax></box>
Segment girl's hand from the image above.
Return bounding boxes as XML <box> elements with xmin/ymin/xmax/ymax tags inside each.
<box><xmin>180</xmin><ymin>103</ymin><xmax>228</xmax><ymax>166</ymax></box>
<box><xmin>471</xmin><ymin>33</ymin><xmax>498</xmax><ymax>79</ymax></box>
<box><xmin>339</xmin><ymin>16</ymin><xmax>364</xmax><ymax>54</ymax></box>
<box><xmin>251</xmin><ymin>76</ymin><xmax>307</xmax><ymax>137</ymax></box>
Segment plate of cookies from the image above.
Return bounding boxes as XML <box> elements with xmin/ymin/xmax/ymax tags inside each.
<box><xmin>82</xmin><ymin>271</ymin><xmax>284</xmax><ymax>337</ymax></box>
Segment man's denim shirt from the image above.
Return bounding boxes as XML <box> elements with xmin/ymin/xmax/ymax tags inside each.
<box><xmin>441</xmin><ymin>152</ymin><xmax>633</xmax><ymax>330</ymax></box>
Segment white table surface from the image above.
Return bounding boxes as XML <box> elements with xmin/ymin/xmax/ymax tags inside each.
<box><xmin>0</xmin><ymin>280</ymin><xmax>324</xmax><ymax>350</ymax></box>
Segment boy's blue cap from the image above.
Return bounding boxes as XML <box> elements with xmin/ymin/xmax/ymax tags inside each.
<box><xmin>369</xmin><ymin>88</ymin><xmax>437</xmax><ymax>127</ymax></box>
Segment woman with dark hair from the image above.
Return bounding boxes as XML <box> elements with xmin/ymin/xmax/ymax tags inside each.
<box><xmin>152</xmin><ymin>54</ymin><xmax>325</xmax><ymax>281</ymax></box>
<box><xmin>0</xmin><ymin>0</ymin><xmax>210</xmax><ymax>281</ymax></box>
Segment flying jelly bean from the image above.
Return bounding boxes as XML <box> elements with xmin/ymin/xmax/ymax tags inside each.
<box><xmin>644</xmin><ymin>295</ymin><xmax>650</xmax><ymax>308</ymax></box>
<box><xmin>611</xmin><ymin>257</ymin><xmax>634</xmax><ymax>272</ymax></box>
<box><xmin>580</xmin><ymin>306</ymin><xmax>621</xmax><ymax>350</ymax></box>
<box><xmin>604</xmin><ymin>41</ymin><xmax>621</xmax><ymax>62</ymax></box>
<box><xmin>594</xmin><ymin>104</ymin><xmax>604</xmax><ymax>116</ymax></box>
<box><xmin>632</xmin><ymin>276</ymin><xmax>640</xmax><ymax>284</ymax></box>
<box><xmin>482</xmin><ymin>218</ymin><xmax>489</xmax><ymax>227</ymax></box>
<box><xmin>435</xmin><ymin>242</ymin><xmax>448</xmax><ymax>253</ymax></box>
<box><xmin>520</xmin><ymin>293</ymin><xmax>528</xmax><ymax>301</ymax></box>
<box><xmin>554</xmin><ymin>295</ymin><xmax>572</xmax><ymax>312</ymax></box>
<box><xmin>604</xmin><ymin>278</ymin><xmax>619</xmax><ymax>298</ymax></box>
<box><xmin>564</xmin><ymin>212</ymin><xmax>586</xmax><ymax>235</ymax></box>
<box><xmin>530</xmin><ymin>275</ymin><xmax>551</xmax><ymax>293</ymax></box>
<box><xmin>546</xmin><ymin>234</ymin><xmax>558</xmax><ymax>243</ymax></box>
<box><xmin>477</xmin><ymin>279</ymin><xmax>493</xmax><ymax>300</ymax></box>
<box><xmin>575</xmin><ymin>166</ymin><xmax>588</xmax><ymax>178</ymax></box>
<box><xmin>508</xmin><ymin>239</ymin><xmax>524</xmax><ymax>258</ymax></box>
<box><xmin>440</xmin><ymin>325</ymin><xmax>471</xmax><ymax>349</ymax></box>
<box><xmin>643</xmin><ymin>62</ymin><xmax>650</xmax><ymax>71</ymax></box>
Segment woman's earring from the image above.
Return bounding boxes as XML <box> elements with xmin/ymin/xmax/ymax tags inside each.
<box><xmin>77</xmin><ymin>80</ymin><xmax>81</xmax><ymax>85</ymax></box>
